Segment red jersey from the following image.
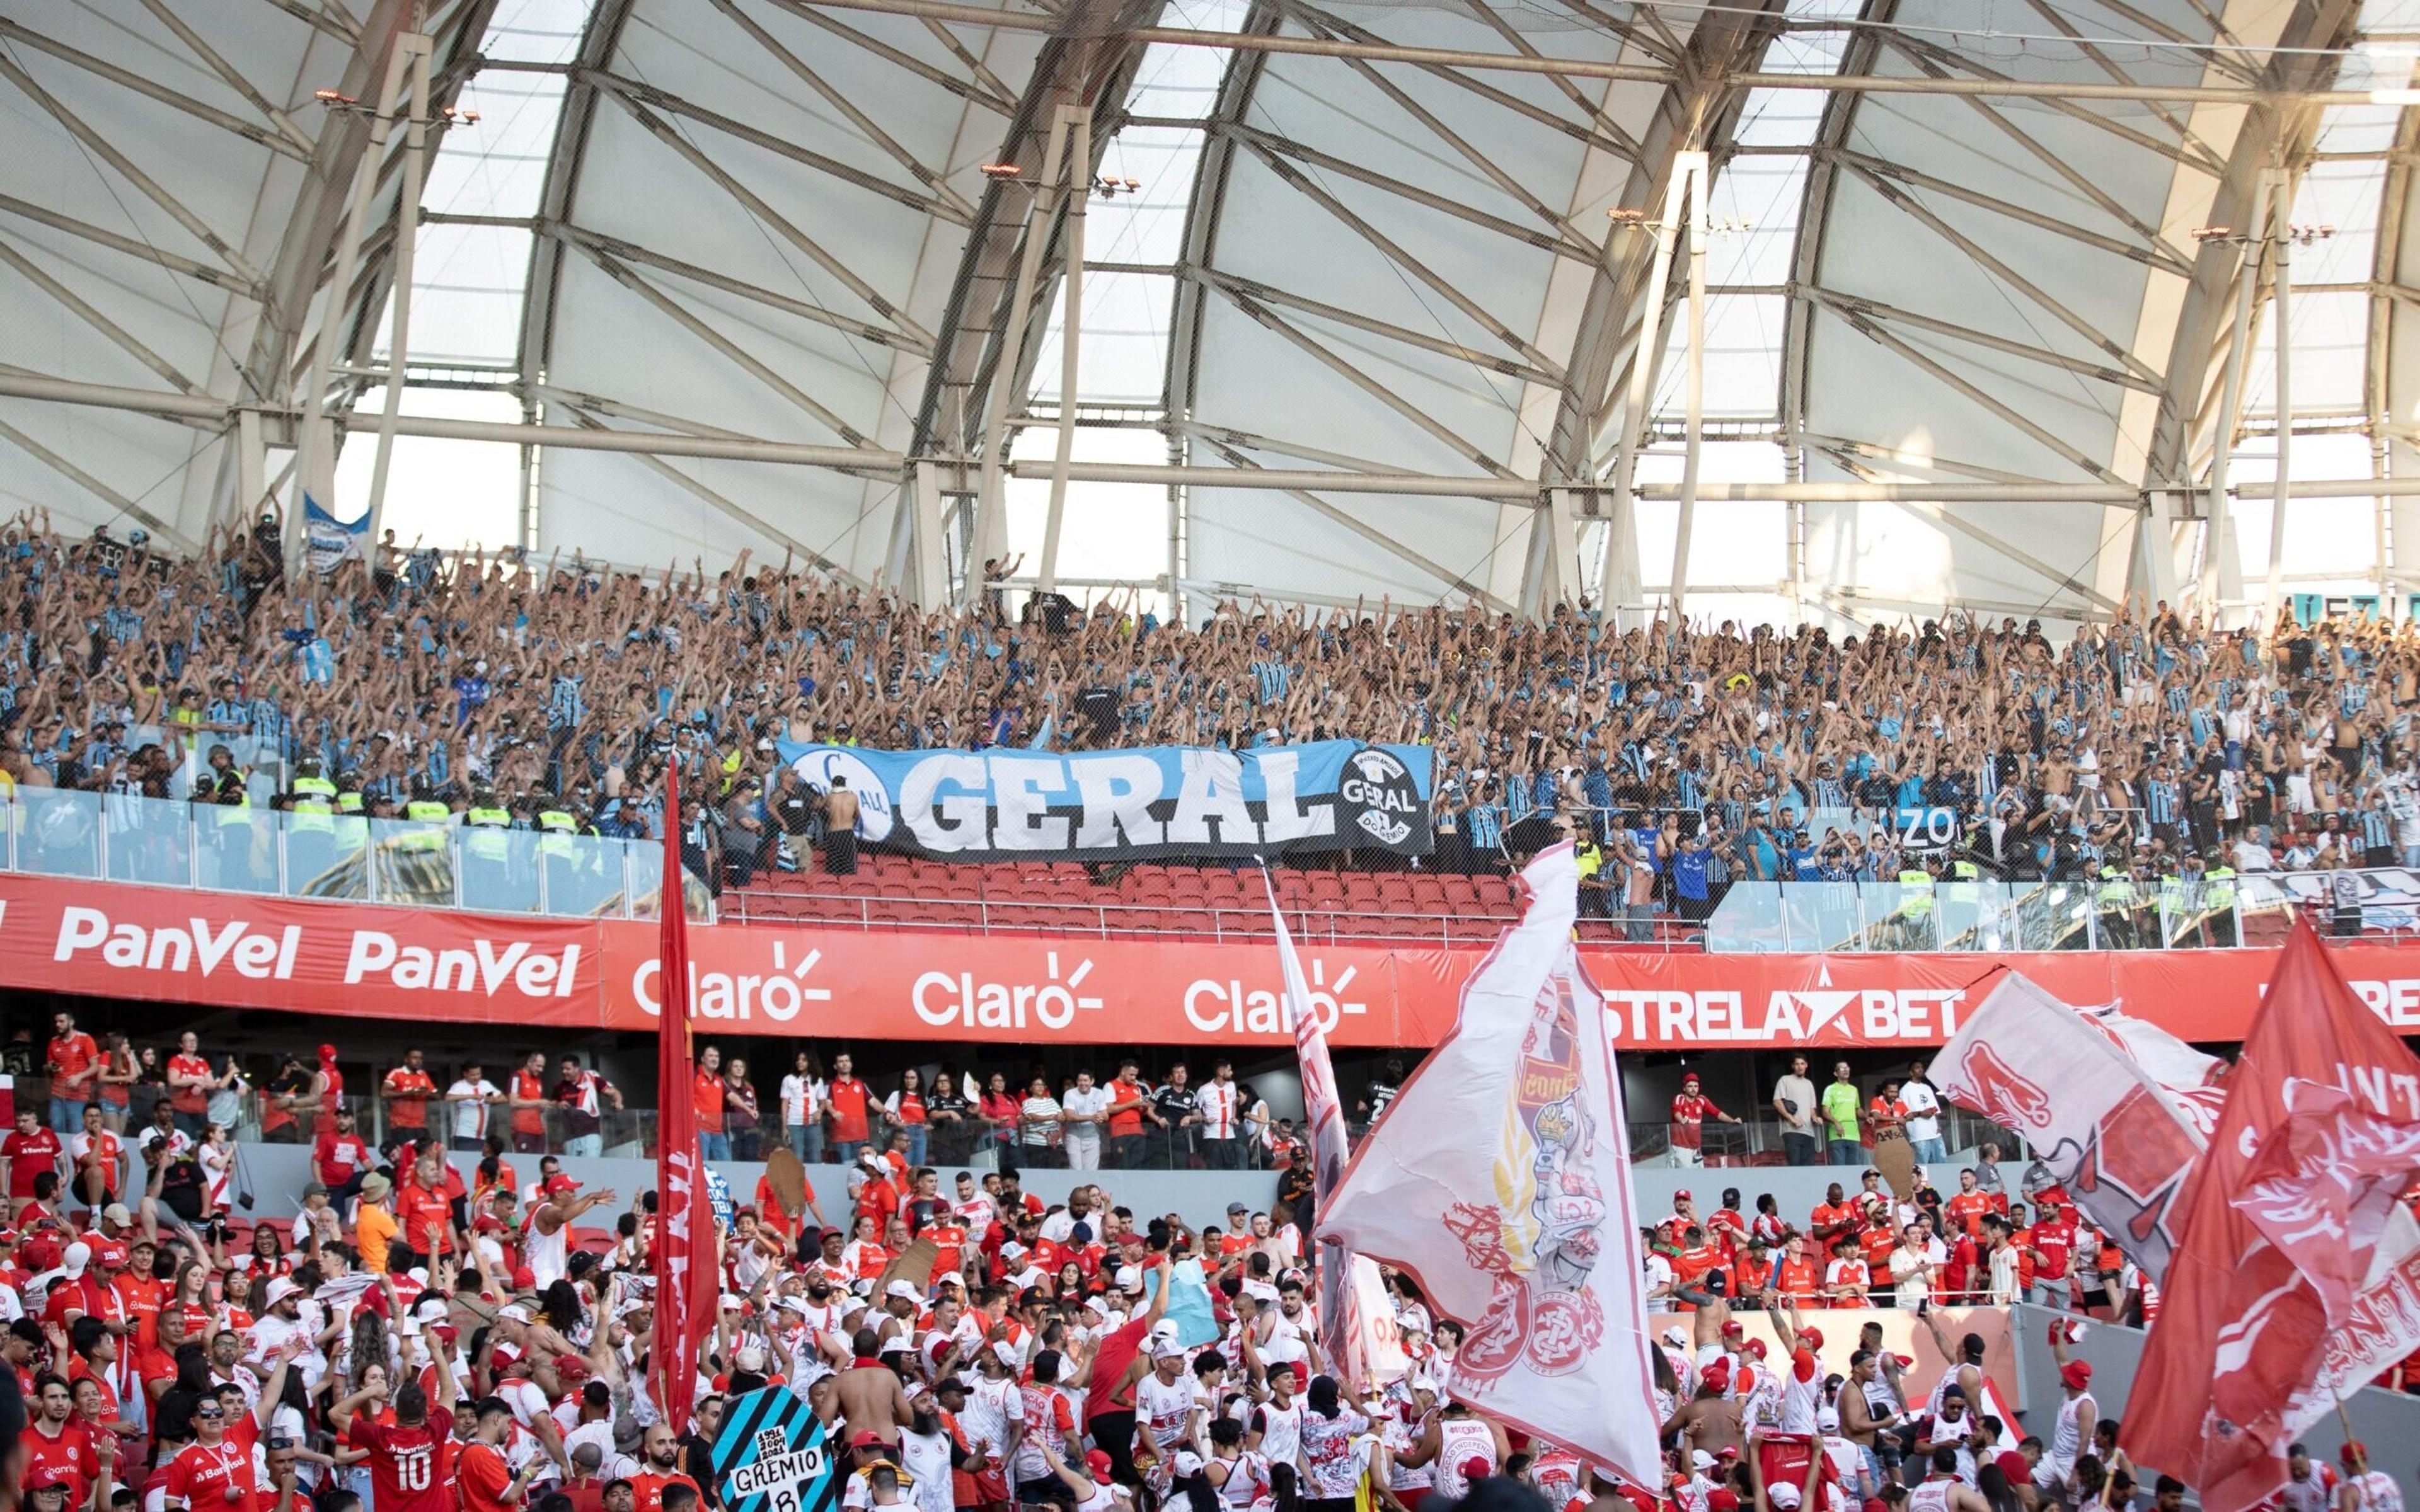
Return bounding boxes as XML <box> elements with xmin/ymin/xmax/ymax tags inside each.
<box><xmin>23</xmin><ymin>1422</ymin><xmax>100</xmax><ymax>1509</ymax></box>
<box><xmin>1669</xmin><ymin>1094</ymin><xmax>1721</xmax><ymax>1151</ymax></box>
<box><xmin>163</xmin><ymin>1423</ymin><xmax>260</xmax><ymax>1512</ymax></box>
<box><xmin>115</xmin><ymin>1272</ymin><xmax>164</xmax><ymax>1351</ymax></box>
<box><xmin>1808</xmin><ymin>1202</ymin><xmax>1855</xmax><ymax>1246</ymax></box>
<box><xmin>692</xmin><ymin>1070</ymin><xmax>725</xmax><ymax>1135</ymax></box>
<box><xmin>828</xmin><ymin>1078</ymin><xmax>872</xmax><ymax>1144</ymax></box>
<box><xmin>47</xmin><ymin>1033</ymin><xmax>100</xmax><ymax>1096</ymax></box>
<box><xmin>2</xmin><ymin>1128</ymin><xmax>60</xmax><ymax>1200</ymax></box>
<box><xmin>383</xmin><ymin>1070</ymin><xmax>437</xmax><ymax>1131</ymax></box>
<box><xmin>512</xmin><ymin>1072</ymin><xmax>548</xmax><ymax>1138</ymax></box>
<box><xmin>349</xmin><ymin>1415</ymin><xmax>452</xmax><ymax>1512</ymax></box>
<box><xmin>457</xmin><ymin>1441</ymin><xmax>522</xmax><ymax>1512</ymax></box>
<box><xmin>312</xmin><ymin>1131</ymin><xmax>369</xmax><ymax>1188</ymax></box>
<box><xmin>395</xmin><ymin>1183</ymin><xmax>454</xmax><ymax>1257</ymax></box>
<box><xmin>923</xmin><ymin>1220</ymin><xmax>969</xmax><ymax>1281</ymax></box>
<box><xmin>1775</xmin><ymin>1256</ymin><xmax>1821</xmax><ymax>1304</ymax></box>
<box><xmin>1943</xmin><ymin>1191</ymin><xmax>1994</xmax><ymax>1240</ymax></box>
<box><xmin>166</xmin><ymin>1053</ymin><xmax>212</xmax><ymax>1116</ymax></box>
<box><xmin>628</xmin><ymin>1473</ymin><xmax>703</xmax><ymax>1512</ymax></box>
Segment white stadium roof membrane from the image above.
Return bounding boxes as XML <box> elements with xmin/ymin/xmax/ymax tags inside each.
<box><xmin>4</xmin><ymin>0</ymin><xmax>2420</xmax><ymax>626</ymax></box>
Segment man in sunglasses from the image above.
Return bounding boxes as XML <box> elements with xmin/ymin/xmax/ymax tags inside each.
<box><xmin>163</xmin><ymin>1339</ymin><xmax>299</xmax><ymax>1512</ymax></box>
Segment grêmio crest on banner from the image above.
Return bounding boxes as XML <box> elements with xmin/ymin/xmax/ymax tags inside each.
<box><xmin>776</xmin><ymin>739</ymin><xmax>1434</xmax><ymax>862</ymax></box>
<box><xmin>713</xmin><ymin>1389</ymin><xmax>840</xmax><ymax>1512</ymax></box>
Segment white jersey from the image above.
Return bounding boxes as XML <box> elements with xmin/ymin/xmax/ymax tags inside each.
<box><xmin>960</xmin><ymin>1376</ymin><xmax>1020</xmax><ymax>1460</ymax></box>
<box><xmin>1430</xmin><ymin>1420</ymin><xmax>1496</xmax><ymax>1501</ymax></box>
<box><xmin>524</xmin><ymin>1211</ymin><xmax>570</xmax><ymax>1289</ymax></box>
<box><xmin>1210</xmin><ymin>1451</ymin><xmax>1270</xmax><ymax>1512</ymax></box>
<box><xmin>2349</xmin><ymin>1472</ymin><xmax>2406</xmax><ymax>1512</ymax></box>
<box><xmin>1775</xmin><ymin>1349</ymin><xmax>1822</xmax><ymax>1436</ymax></box>
<box><xmin>1253</xmin><ymin>1399</ymin><xmax>1303</xmax><ymax>1468</ymax></box>
<box><xmin>1138</xmin><ymin>1373</ymin><xmax>1194</xmax><ymax>1452</ymax></box>
<box><xmin>2037</xmin><ymin>1391</ymin><xmax>2088</xmax><ymax>1484</ymax></box>
<box><xmin>1910</xmin><ymin>1479</ymin><xmax>1956</xmax><ymax>1512</ymax></box>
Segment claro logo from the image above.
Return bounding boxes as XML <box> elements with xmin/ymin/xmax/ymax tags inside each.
<box><xmin>55</xmin><ymin>907</ymin><xmax>300</xmax><ymax>980</ymax></box>
<box><xmin>1185</xmin><ymin>959</ymin><xmax>1365</xmax><ymax>1036</ymax></box>
<box><xmin>632</xmin><ymin>941</ymin><xmax>832</xmax><ymax>1021</ymax></box>
<box><xmin>914</xmin><ymin>952</ymin><xmax>1103</xmax><ymax>1031</ymax></box>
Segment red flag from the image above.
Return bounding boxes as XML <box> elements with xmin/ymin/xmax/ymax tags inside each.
<box><xmin>651</xmin><ymin>757</ymin><xmax>716</xmax><ymax>1429</ymax></box>
<box><xmin>2123</xmin><ymin>920</ymin><xmax>2420</xmax><ymax>1511</ymax></box>
<box><xmin>2229</xmin><ymin>1079</ymin><xmax>2420</xmax><ymax>1326</ymax></box>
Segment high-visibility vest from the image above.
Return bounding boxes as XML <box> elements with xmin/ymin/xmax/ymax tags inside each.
<box><xmin>1898</xmin><ymin>869</ymin><xmax>1933</xmax><ymax>918</ymax></box>
<box><xmin>211</xmin><ymin>780</ymin><xmax>252</xmax><ymax>828</ymax></box>
<box><xmin>1576</xmin><ymin>843</ymin><xmax>1603</xmax><ymax>881</ymax></box>
<box><xmin>464</xmin><ymin>805</ymin><xmax>511</xmax><ymax>861</ymax></box>
<box><xmin>400</xmin><ymin>799</ymin><xmax>451</xmax><ymax>852</ymax></box>
<box><xmin>333</xmin><ymin>789</ymin><xmax>369</xmax><ymax>849</ymax></box>
<box><xmin>2205</xmin><ymin>866</ymin><xmax>2237</xmax><ymax>909</ymax></box>
<box><xmin>289</xmin><ymin>774</ymin><xmax>337</xmax><ymax>833</ymax></box>
<box><xmin>2095</xmin><ymin>866</ymin><xmax>2131</xmax><ymax>907</ymax></box>
<box><xmin>538</xmin><ymin>809</ymin><xmax>577</xmax><ymax>857</ymax></box>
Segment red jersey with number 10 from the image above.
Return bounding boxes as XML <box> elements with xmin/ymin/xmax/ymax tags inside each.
<box><xmin>349</xmin><ymin>1416</ymin><xmax>452</xmax><ymax>1512</ymax></box>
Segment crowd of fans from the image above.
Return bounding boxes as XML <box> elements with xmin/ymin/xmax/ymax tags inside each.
<box><xmin>4</xmin><ymin>515</ymin><xmax>2417</xmax><ymax>917</ymax></box>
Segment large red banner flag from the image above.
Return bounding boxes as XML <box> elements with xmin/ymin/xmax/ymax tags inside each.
<box><xmin>2123</xmin><ymin>920</ymin><xmax>2420</xmax><ymax>1511</ymax></box>
<box><xmin>652</xmin><ymin>758</ymin><xmax>716</xmax><ymax>1429</ymax></box>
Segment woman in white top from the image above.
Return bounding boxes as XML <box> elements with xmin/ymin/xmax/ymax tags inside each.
<box><xmin>779</xmin><ymin>1051</ymin><xmax>826</xmax><ymax>1165</ymax></box>
<box><xmin>1020</xmin><ymin>1076</ymin><xmax>1064</xmax><ymax>1167</ymax></box>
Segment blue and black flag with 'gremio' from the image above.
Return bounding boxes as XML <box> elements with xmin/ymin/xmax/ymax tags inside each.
<box><xmin>712</xmin><ymin>1388</ymin><xmax>840</xmax><ymax>1512</ymax></box>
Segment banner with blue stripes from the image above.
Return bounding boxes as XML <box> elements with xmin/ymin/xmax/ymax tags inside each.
<box><xmin>712</xmin><ymin>1387</ymin><xmax>839</xmax><ymax>1512</ymax></box>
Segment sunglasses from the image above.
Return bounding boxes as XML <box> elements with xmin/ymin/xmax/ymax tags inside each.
<box><xmin>197</xmin><ymin>1407</ymin><xmax>226</xmax><ymax>1419</ymax></box>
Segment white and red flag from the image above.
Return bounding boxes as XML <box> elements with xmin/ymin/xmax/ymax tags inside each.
<box><xmin>1265</xmin><ymin>868</ymin><xmax>1382</xmax><ymax>1392</ymax></box>
<box><xmin>1315</xmin><ymin>844</ymin><xmax>1660</xmax><ymax>1486</ymax></box>
<box><xmin>652</xmin><ymin>757</ymin><xmax>718</xmax><ymax>1429</ymax></box>
<box><xmin>1933</xmin><ymin>973</ymin><xmax>2225</xmax><ymax>1283</ymax></box>
<box><xmin>2124</xmin><ymin>920</ymin><xmax>2420</xmax><ymax>1512</ymax></box>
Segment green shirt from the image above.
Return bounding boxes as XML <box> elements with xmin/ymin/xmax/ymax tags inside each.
<box><xmin>1821</xmin><ymin>1080</ymin><xmax>1862</xmax><ymax>1143</ymax></box>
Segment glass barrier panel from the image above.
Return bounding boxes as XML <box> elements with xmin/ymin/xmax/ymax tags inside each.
<box><xmin>457</xmin><ymin>826</ymin><xmax>543</xmax><ymax>915</ymax></box>
<box><xmin>284</xmin><ymin>811</ymin><xmax>369</xmax><ymax>901</ymax></box>
<box><xmin>192</xmin><ymin>805</ymin><xmax>279</xmax><ymax>895</ymax></box>
<box><xmin>1852</xmin><ymin>882</ymin><xmax>1940</xmax><ymax>952</ymax></box>
<box><xmin>105</xmin><ymin>793</ymin><xmax>193</xmax><ymax>888</ymax></box>
<box><xmin>544</xmin><ymin>839</ymin><xmax>630</xmax><ymax>918</ymax></box>
<box><xmin>18</xmin><ymin>788</ymin><xmax>102</xmax><ymax>878</ymax></box>
<box><xmin>1930</xmin><ymin>881</ymin><xmax>2015</xmax><ymax>953</ymax></box>
<box><xmin>2234</xmin><ymin>873</ymin><xmax>2299</xmax><ymax>947</ymax></box>
<box><xmin>1779</xmin><ymin>881</ymin><xmax>1865</xmax><ymax>952</ymax></box>
<box><xmin>2008</xmin><ymin>880</ymin><xmax>2096</xmax><ymax>951</ymax></box>
<box><xmin>1705</xmin><ymin>883</ymin><xmax>1789</xmax><ymax>953</ymax></box>
<box><xmin>371</xmin><ymin>821</ymin><xmax>459</xmax><ymax>906</ymax></box>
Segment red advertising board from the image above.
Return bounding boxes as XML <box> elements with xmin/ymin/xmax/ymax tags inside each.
<box><xmin>7</xmin><ymin>873</ymin><xmax>2420</xmax><ymax>1048</ymax></box>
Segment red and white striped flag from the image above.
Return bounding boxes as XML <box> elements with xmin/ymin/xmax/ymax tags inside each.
<box><xmin>652</xmin><ymin>757</ymin><xmax>718</xmax><ymax>1429</ymax></box>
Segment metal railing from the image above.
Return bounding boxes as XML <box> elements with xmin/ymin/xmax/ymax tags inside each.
<box><xmin>1703</xmin><ymin>872</ymin><xmax>2419</xmax><ymax>953</ymax></box>
<box><xmin>1625</xmin><ymin>1108</ymin><xmax>2029</xmax><ymax>1167</ymax></box>
<box><xmin>1</xmin><ymin>785</ymin><xmax>708</xmax><ymax>919</ymax></box>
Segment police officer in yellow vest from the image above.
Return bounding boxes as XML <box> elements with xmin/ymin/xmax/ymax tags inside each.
<box><xmin>1896</xmin><ymin>860</ymin><xmax>1936</xmax><ymax>950</ymax></box>
<box><xmin>192</xmin><ymin>744</ymin><xmax>258</xmax><ymax>890</ymax></box>
<box><xmin>2095</xmin><ymin>861</ymin><xmax>2135</xmax><ymax>948</ymax></box>
<box><xmin>462</xmin><ymin>785</ymin><xmax>515</xmax><ymax>910</ymax></box>
<box><xmin>1940</xmin><ymin>855</ymin><xmax>1984</xmax><ymax>949</ymax></box>
<box><xmin>535</xmin><ymin>794</ymin><xmax>589</xmax><ymax>912</ymax></box>
<box><xmin>282</xmin><ymin>757</ymin><xmax>339</xmax><ymax>890</ymax></box>
<box><xmin>2199</xmin><ymin>854</ymin><xmax>2237</xmax><ymax>946</ymax></box>
<box><xmin>1574</xmin><ymin>832</ymin><xmax>1610</xmax><ymax>920</ymax></box>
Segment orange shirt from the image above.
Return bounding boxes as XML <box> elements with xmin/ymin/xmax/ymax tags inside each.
<box><xmin>1944</xmin><ymin>1191</ymin><xmax>1993</xmax><ymax>1240</ymax></box>
<box><xmin>693</xmin><ymin>1069</ymin><xmax>725</xmax><ymax>1134</ymax></box>
<box><xmin>113</xmin><ymin>1271</ymin><xmax>163</xmax><ymax>1351</ymax></box>
<box><xmin>512</xmin><ymin>1072</ymin><xmax>548</xmax><ymax>1137</ymax></box>
<box><xmin>1775</xmin><ymin>1256</ymin><xmax>1821</xmax><ymax>1304</ymax></box>
<box><xmin>628</xmin><ymin>1472</ymin><xmax>702</xmax><ymax>1512</ymax></box>
<box><xmin>457</xmin><ymin>1441</ymin><xmax>521</xmax><ymax>1512</ymax></box>
<box><xmin>1809</xmin><ymin>1201</ymin><xmax>1855</xmax><ymax>1244</ymax></box>
<box><xmin>383</xmin><ymin>1069</ymin><xmax>437</xmax><ymax>1131</ymax></box>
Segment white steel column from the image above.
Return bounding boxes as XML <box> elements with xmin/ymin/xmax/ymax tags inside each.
<box><xmin>363</xmin><ymin>34</ymin><xmax>434</xmax><ymax>548</ymax></box>
<box><xmin>965</xmin><ymin>105</ymin><xmax>1075</xmax><ymax>607</ymax></box>
<box><xmin>910</xmin><ymin>461</ymin><xmax>950</xmax><ymax>606</ymax></box>
<box><xmin>2264</xmin><ymin>202</ymin><xmax>2294</xmax><ymax>624</ymax></box>
<box><xmin>1037</xmin><ymin>108</ymin><xmax>1090</xmax><ymax>598</ymax></box>
<box><xmin>1668</xmin><ymin>154</ymin><xmax>1709</xmax><ymax>621</ymax></box>
<box><xmin>290</xmin><ymin>35</ymin><xmax>419</xmax><ymax>573</ymax></box>
<box><xmin>1602</xmin><ymin>163</ymin><xmax>1695</xmax><ymax>627</ymax></box>
<box><xmin>236</xmin><ymin>409</ymin><xmax>266</xmax><ymax>521</ymax></box>
<box><xmin>2201</xmin><ymin>170</ymin><xmax>2270</xmax><ymax>618</ymax></box>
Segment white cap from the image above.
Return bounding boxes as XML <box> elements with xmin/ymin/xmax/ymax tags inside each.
<box><xmin>1150</xmin><ymin>1319</ymin><xmax>1182</xmax><ymax>1344</ymax></box>
<box><xmin>886</xmin><ymin>1280</ymin><xmax>923</xmax><ymax>1302</ymax></box>
<box><xmin>497</xmin><ymin>1303</ymin><xmax>532</xmax><ymax>1322</ymax></box>
<box><xmin>1173</xmin><ymin>1453</ymin><xmax>1205</xmax><ymax>1479</ymax></box>
<box><xmin>1816</xmin><ymin>1407</ymin><xmax>1840</xmax><ymax>1433</ymax></box>
<box><xmin>992</xmin><ymin>1341</ymin><xmax>1020</xmax><ymax>1366</ymax></box>
<box><xmin>263</xmin><ymin>1275</ymin><xmax>300</xmax><ymax>1307</ymax></box>
<box><xmin>879</xmin><ymin>1336</ymin><xmax>913</xmax><ymax>1357</ymax></box>
<box><xmin>735</xmin><ymin>1346</ymin><xmax>766</xmax><ymax>1373</ymax></box>
<box><xmin>1690</xmin><ymin>1451</ymin><xmax>1715</xmax><ymax>1470</ymax></box>
<box><xmin>720</xmin><ymin>1293</ymin><xmax>744</xmax><ymax>1312</ymax></box>
<box><xmin>61</xmin><ymin>1243</ymin><xmax>89</xmax><ymax>1278</ymax></box>
<box><xmin>1769</xmin><ymin>1486</ymin><xmax>1801</xmax><ymax>1510</ymax></box>
<box><xmin>1114</xmin><ymin>1266</ymin><xmax>1143</xmax><ymax>1292</ymax></box>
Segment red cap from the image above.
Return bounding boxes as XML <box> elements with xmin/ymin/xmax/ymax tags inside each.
<box><xmin>1673</xmin><ymin>1189</ymin><xmax>1692</xmax><ymax>1203</ymax></box>
<box><xmin>1458</xmin><ymin>1458</ymin><xmax>1493</xmax><ymax>1483</ymax></box>
<box><xmin>512</xmin><ymin>1266</ymin><xmax>537</xmax><ymax>1292</ymax></box>
<box><xmin>1085</xmin><ymin>1451</ymin><xmax>1115</xmax><ymax>1481</ymax></box>
<box><xmin>25</xmin><ymin>1465</ymin><xmax>71</xmax><ymax>1491</ymax></box>
<box><xmin>89</xmin><ymin>1240</ymin><xmax>127</xmax><ymax>1269</ymax></box>
<box><xmin>850</xmin><ymin>1431</ymin><xmax>886</xmax><ymax>1449</ymax></box>
<box><xmin>1796</xmin><ymin>1326</ymin><xmax>1823</xmax><ymax>1350</ymax></box>
<box><xmin>2060</xmin><ymin>1360</ymin><xmax>2093</xmax><ymax>1390</ymax></box>
<box><xmin>556</xmin><ymin>1354</ymin><xmax>592</xmax><ymax>1382</ymax></box>
<box><xmin>1702</xmin><ymin>1360</ymin><xmax>1732</xmax><ymax>1393</ymax></box>
<box><xmin>1719</xmin><ymin>1320</ymin><xmax>1743</xmax><ymax>1336</ymax></box>
<box><xmin>544</xmin><ymin>1173</ymin><xmax>580</xmax><ymax>1196</ymax></box>
<box><xmin>2340</xmin><ymin>1441</ymin><xmax>2367</xmax><ymax>1467</ymax></box>
<box><xmin>1743</xmin><ymin>1339</ymin><xmax>1767</xmax><ymax>1360</ymax></box>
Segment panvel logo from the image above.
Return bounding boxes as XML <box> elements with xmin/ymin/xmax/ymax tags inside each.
<box><xmin>54</xmin><ymin>907</ymin><xmax>301</xmax><ymax>980</ymax></box>
<box><xmin>1186</xmin><ymin>958</ymin><xmax>1366</xmax><ymax>1036</ymax></box>
<box><xmin>1601</xmin><ymin>984</ymin><xmax>1967</xmax><ymax>1044</ymax></box>
<box><xmin>634</xmin><ymin>941</ymin><xmax>833</xmax><ymax>1022</ymax></box>
<box><xmin>1340</xmin><ymin>749</ymin><xmax>1419</xmax><ymax>847</ymax></box>
<box><xmin>914</xmin><ymin>951</ymin><xmax>1102</xmax><ymax>1031</ymax></box>
<box><xmin>346</xmin><ymin>931</ymin><xmax>582</xmax><ymax>997</ymax></box>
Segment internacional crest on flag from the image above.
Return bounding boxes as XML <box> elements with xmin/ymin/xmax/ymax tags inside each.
<box><xmin>1316</xmin><ymin>843</ymin><xmax>1659</xmax><ymax>1486</ymax></box>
